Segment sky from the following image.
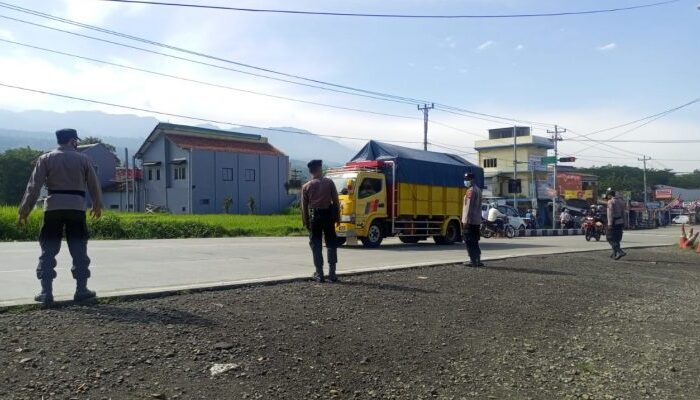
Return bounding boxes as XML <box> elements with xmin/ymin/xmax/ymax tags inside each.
<box><xmin>0</xmin><ymin>0</ymin><xmax>698</xmax><ymax>172</ymax></box>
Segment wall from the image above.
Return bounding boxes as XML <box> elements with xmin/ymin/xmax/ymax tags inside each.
<box><xmin>82</xmin><ymin>144</ymin><xmax>118</xmax><ymax>187</ymax></box>
<box><xmin>140</xmin><ymin>136</ymin><xmax>168</xmax><ymax>211</ymax></box>
<box><xmin>166</xmin><ymin>140</ymin><xmax>190</xmax><ymax>214</ymax></box>
<box><xmin>478</xmin><ymin>146</ymin><xmax>549</xmax><ymax>174</ymax></box>
<box><xmin>189</xmin><ymin>150</ymin><xmax>291</xmax><ymax>215</ymax></box>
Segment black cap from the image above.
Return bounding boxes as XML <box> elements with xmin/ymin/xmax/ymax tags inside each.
<box><xmin>56</xmin><ymin>128</ymin><xmax>80</xmax><ymax>143</ymax></box>
<box><xmin>307</xmin><ymin>159</ymin><xmax>322</xmax><ymax>169</ymax></box>
<box><xmin>464</xmin><ymin>172</ymin><xmax>475</xmax><ymax>180</ymax></box>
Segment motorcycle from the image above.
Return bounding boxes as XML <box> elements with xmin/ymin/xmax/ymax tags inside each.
<box><xmin>582</xmin><ymin>215</ymin><xmax>605</xmax><ymax>241</ymax></box>
<box><xmin>481</xmin><ymin>217</ymin><xmax>515</xmax><ymax>239</ymax></box>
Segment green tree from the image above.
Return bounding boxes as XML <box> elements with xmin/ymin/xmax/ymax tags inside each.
<box><xmin>78</xmin><ymin>136</ymin><xmax>117</xmax><ymax>153</ymax></box>
<box><xmin>0</xmin><ymin>147</ymin><xmax>44</xmax><ymax>205</ymax></box>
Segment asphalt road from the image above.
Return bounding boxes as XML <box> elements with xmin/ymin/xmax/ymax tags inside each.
<box><xmin>0</xmin><ymin>227</ymin><xmax>679</xmax><ymax>306</ymax></box>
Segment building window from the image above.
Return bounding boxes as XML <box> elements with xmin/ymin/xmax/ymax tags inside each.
<box><xmin>156</xmin><ymin>168</ymin><xmax>161</xmax><ymax>180</ymax></box>
<box><xmin>483</xmin><ymin>158</ymin><xmax>497</xmax><ymax>168</ymax></box>
<box><xmin>174</xmin><ymin>166</ymin><xmax>186</xmax><ymax>180</ymax></box>
<box><xmin>148</xmin><ymin>169</ymin><xmax>153</xmax><ymax>181</ymax></box>
<box><xmin>110</xmin><ymin>204</ymin><xmax>119</xmax><ymax>209</ymax></box>
<box><xmin>200</xmin><ymin>199</ymin><xmax>210</xmax><ymax>205</ymax></box>
<box><xmin>245</xmin><ymin>168</ymin><xmax>256</xmax><ymax>182</ymax></box>
<box><xmin>222</xmin><ymin>168</ymin><xmax>234</xmax><ymax>181</ymax></box>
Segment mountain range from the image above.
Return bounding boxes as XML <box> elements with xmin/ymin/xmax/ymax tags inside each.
<box><xmin>0</xmin><ymin>109</ymin><xmax>357</xmax><ymax>166</ymax></box>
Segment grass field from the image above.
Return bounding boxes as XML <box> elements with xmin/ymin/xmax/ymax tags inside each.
<box><xmin>0</xmin><ymin>206</ymin><xmax>305</xmax><ymax>241</ymax></box>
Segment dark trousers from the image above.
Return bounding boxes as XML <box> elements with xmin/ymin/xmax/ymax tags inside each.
<box><xmin>309</xmin><ymin>211</ymin><xmax>338</xmax><ymax>275</ymax></box>
<box><xmin>464</xmin><ymin>224</ymin><xmax>481</xmax><ymax>263</ymax></box>
<box><xmin>607</xmin><ymin>224</ymin><xmax>624</xmax><ymax>254</ymax></box>
<box><xmin>37</xmin><ymin>210</ymin><xmax>91</xmax><ymax>281</ymax></box>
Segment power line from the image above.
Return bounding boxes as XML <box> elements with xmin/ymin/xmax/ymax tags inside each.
<box><xmin>0</xmin><ymin>82</ymin><xmax>426</xmax><ymax>145</ymax></box>
<box><xmin>97</xmin><ymin>0</ymin><xmax>682</xmax><ymax>19</ymax></box>
<box><xmin>569</xmin><ymin>139</ymin><xmax>700</xmax><ymax>143</ymax></box>
<box><xmin>0</xmin><ymin>13</ymin><xmax>418</xmax><ymax>107</ymax></box>
<box><xmin>0</xmin><ymin>37</ymin><xmax>424</xmax><ymax>122</ymax></box>
<box><xmin>0</xmin><ymin>1</ymin><xmax>561</xmax><ymax>128</ymax></box>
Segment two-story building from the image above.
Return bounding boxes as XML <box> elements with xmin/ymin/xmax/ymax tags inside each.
<box><xmin>474</xmin><ymin>127</ymin><xmax>553</xmax><ymax>202</ymax></box>
<box><xmin>135</xmin><ymin>123</ymin><xmax>293</xmax><ymax>214</ymax></box>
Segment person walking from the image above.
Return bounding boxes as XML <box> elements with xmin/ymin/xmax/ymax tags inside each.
<box><xmin>606</xmin><ymin>188</ymin><xmax>627</xmax><ymax>260</ymax></box>
<box><xmin>301</xmin><ymin>159</ymin><xmax>341</xmax><ymax>282</ymax></box>
<box><xmin>462</xmin><ymin>173</ymin><xmax>484</xmax><ymax>267</ymax></box>
<box><xmin>17</xmin><ymin>128</ymin><xmax>103</xmax><ymax>306</ymax></box>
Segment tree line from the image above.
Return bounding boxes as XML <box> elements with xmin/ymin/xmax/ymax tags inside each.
<box><xmin>0</xmin><ymin>137</ymin><xmax>113</xmax><ymax>205</ymax></box>
<box><xmin>576</xmin><ymin>165</ymin><xmax>700</xmax><ymax>201</ymax></box>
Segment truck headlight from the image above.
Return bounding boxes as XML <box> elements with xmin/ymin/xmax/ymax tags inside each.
<box><xmin>340</xmin><ymin>215</ymin><xmax>355</xmax><ymax>223</ymax></box>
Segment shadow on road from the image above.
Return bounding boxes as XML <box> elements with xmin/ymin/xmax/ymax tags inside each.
<box><xmin>484</xmin><ymin>266</ymin><xmax>575</xmax><ymax>276</ymax></box>
<box><xmin>338</xmin><ymin>281</ymin><xmax>439</xmax><ymax>294</ymax></box>
<box><xmin>63</xmin><ymin>304</ymin><xmax>215</xmax><ymax>326</ymax></box>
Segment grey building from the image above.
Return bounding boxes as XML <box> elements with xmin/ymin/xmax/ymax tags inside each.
<box><xmin>135</xmin><ymin>123</ymin><xmax>293</xmax><ymax>214</ymax></box>
<box><xmin>77</xmin><ymin>143</ymin><xmax>120</xmax><ymax>187</ymax></box>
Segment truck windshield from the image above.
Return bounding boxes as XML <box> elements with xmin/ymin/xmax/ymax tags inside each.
<box><xmin>328</xmin><ymin>174</ymin><xmax>357</xmax><ymax>195</ymax></box>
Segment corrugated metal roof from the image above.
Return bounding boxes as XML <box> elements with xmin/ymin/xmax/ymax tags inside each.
<box><xmin>166</xmin><ymin>134</ymin><xmax>285</xmax><ymax>156</ymax></box>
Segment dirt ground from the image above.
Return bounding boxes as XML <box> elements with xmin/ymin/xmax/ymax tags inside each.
<box><xmin>1</xmin><ymin>247</ymin><xmax>699</xmax><ymax>400</ymax></box>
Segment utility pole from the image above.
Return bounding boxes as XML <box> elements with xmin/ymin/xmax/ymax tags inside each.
<box><xmin>639</xmin><ymin>155</ymin><xmax>651</xmax><ymax>205</ymax></box>
<box><xmin>124</xmin><ymin>148</ymin><xmax>129</xmax><ymax>213</ymax></box>
<box><xmin>418</xmin><ymin>103</ymin><xmax>434</xmax><ymax>151</ymax></box>
<box><xmin>513</xmin><ymin>125</ymin><xmax>518</xmax><ymax>210</ymax></box>
<box><xmin>547</xmin><ymin>125</ymin><xmax>566</xmax><ymax>228</ymax></box>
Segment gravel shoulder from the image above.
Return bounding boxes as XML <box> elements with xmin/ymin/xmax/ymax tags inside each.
<box><xmin>1</xmin><ymin>247</ymin><xmax>699</xmax><ymax>400</ymax></box>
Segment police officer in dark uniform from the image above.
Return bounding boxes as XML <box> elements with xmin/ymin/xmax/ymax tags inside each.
<box><xmin>301</xmin><ymin>159</ymin><xmax>340</xmax><ymax>283</ymax></box>
<box><xmin>17</xmin><ymin>128</ymin><xmax>103</xmax><ymax>305</ymax></box>
<box><xmin>606</xmin><ymin>188</ymin><xmax>627</xmax><ymax>260</ymax></box>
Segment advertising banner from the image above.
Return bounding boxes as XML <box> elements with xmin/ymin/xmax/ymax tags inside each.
<box><xmin>564</xmin><ymin>190</ymin><xmax>594</xmax><ymax>200</ymax></box>
<box><xmin>556</xmin><ymin>173</ymin><xmax>582</xmax><ymax>192</ymax></box>
<box><xmin>654</xmin><ymin>188</ymin><xmax>673</xmax><ymax>200</ymax></box>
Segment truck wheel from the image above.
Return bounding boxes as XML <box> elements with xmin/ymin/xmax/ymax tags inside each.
<box><xmin>361</xmin><ymin>221</ymin><xmax>384</xmax><ymax>248</ymax></box>
<box><xmin>434</xmin><ymin>221</ymin><xmax>460</xmax><ymax>245</ymax></box>
<box><xmin>399</xmin><ymin>237</ymin><xmax>420</xmax><ymax>244</ymax></box>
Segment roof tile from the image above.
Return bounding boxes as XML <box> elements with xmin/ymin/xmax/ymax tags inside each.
<box><xmin>166</xmin><ymin>134</ymin><xmax>285</xmax><ymax>156</ymax></box>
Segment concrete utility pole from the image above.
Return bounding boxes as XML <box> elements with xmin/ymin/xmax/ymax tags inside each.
<box><xmin>547</xmin><ymin>125</ymin><xmax>566</xmax><ymax>228</ymax></box>
<box><xmin>124</xmin><ymin>148</ymin><xmax>129</xmax><ymax>213</ymax></box>
<box><xmin>639</xmin><ymin>155</ymin><xmax>652</xmax><ymax>205</ymax></box>
<box><xmin>418</xmin><ymin>103</ymin><xmax>434</xmax><ymax>151</ymax></box>
<box><xmin>513</xmin><ymin>126</ymin><xmax>518</xmax><ymax>210</ymax></box>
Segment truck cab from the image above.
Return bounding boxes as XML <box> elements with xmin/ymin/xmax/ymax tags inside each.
<box><xmin>327</xmin><ymin>168</ymin><xmax>388</xmax><ymax>246</ymax></box>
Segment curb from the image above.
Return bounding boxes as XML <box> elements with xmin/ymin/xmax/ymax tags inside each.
<box><xmin>0</xmin><ymin>244</ymin><xmax>673</xmax><ymax>313</ymax></box>
<box><xmin>517</xmin><ymin>229</ymin><xmax>583</xmax><ymax>237</ymax></box>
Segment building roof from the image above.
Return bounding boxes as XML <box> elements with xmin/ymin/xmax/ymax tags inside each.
<box><xmin>135</xmin><ymin>122</ymin><xmax>286</xmax><ymax>157</ymax></box>
<box><xmin>166</xmin><ymin>134</ymin><xmax>284</xmax><ymax>156</ymax></box>
<box><xmin>76</xmin><ymin>143</ymin><xmax>121</xmax><ymax>163</ymax></box>
<box><xmin>474</xmin><ymin>134</ymin><xmax>553</xmax><ymax>150</ymax></box>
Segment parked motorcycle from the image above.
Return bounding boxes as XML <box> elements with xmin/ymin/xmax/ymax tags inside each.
<box><xmin>582</xmin><ymin>215</ymin><xmax>605</xmax><ymax>241</ymax></box>
<box><xmin>481</xmin><ymin>217</ymin><xmax>515</xmax><ymax>239</ymax></box>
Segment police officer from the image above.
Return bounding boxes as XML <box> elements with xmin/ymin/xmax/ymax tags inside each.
<box><xmin>301</xmin><ymin>159</ymin><xmax>341</xmax><ymax>282</ymax></box>
<box><xmin>17</xmin><ymin>128</ymin><xmax>103</xmax><ymax>305</ymax></box>
<box><xmin>462</xmin><ymin>173</ymin><xmax>484</xmax><ymax>267</ymax></box>
<box><xmin>606</xmin><ymin>188</ymin><xmax>627</xmax><ymax>260</ymax></box>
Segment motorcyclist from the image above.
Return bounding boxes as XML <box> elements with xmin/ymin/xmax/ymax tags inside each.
<box><xmin>560</xmin><ymin>208</ymin><xmax>573</xmax><ymax>229</ymax></box>
<box><xmin>487</xmin><ymin>204</ymin><xmax>506</xmax><ymax>232</ymax></box>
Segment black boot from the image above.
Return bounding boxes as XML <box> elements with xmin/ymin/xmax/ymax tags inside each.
<box><xmin>477</xmin><ymin>258</ymin><xmax>485</xmax><ymax>268</ymax></box>
<box><xmin>312</xmin><ymin>266</ymin><xmax>325</xmax><ymax>283</ymax></box>
<box><xmin>34</xmin><ymin>279</ymin><xmax>54</xmax><ymax>306</ymax></box>
<box><xmin>614</xmin><ymin>248</ymin><xmax>627</xmax><ymax>260</ymax></box>
<box><xmin>328</xmin><ymin>265</ymin><xmax>339</xmax><ymax>283</ymax></box>
<box><xmin>74</xmin><ymin>278</ymin><xmax>96</xmax><ymax>302</ymax></box>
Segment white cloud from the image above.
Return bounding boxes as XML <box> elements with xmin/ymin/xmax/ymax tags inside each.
<box><xmin>597</xmin><ymin>43</ymin><xmax>617</xmax><ymax>51</ymax></box>
<box><xmin>440</xmin><ymin>36</ymin><xmax>457</xmax><ymax>49</ymax></box>
<box><xmin>516</xmin><ymin>44</ymin><xmax>524</xmax><ymax>51</ymax></box>
<box><xmin>0</xmin><ymin>29</ymin><xmax>15</xmax><ymax>41</ymax></box>
<box><xmin>58</xmin><ymin>0</ymin><xmax>146</xmax><ymax>24</ymax></box>
<box><xmin>476</xmin><ymin>40</ymin><xmax>495</xmax><ymax>51</ymax></box>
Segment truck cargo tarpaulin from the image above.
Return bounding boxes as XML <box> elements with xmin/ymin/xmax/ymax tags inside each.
<box><xmin>349</xmin><ymin>141</ymin><xmax>484</xmax><ymax>188</ymax></box>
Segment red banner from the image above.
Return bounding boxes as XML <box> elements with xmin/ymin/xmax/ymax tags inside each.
<box><xmin>654</xmin><ymin>188</ymin><xmax>673</xmax><ymax>200</ymax></box>
<box><xmin>556</xmin><ymin>173</ymin><xmax>582</xmax><ymax>192</ymax></box>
